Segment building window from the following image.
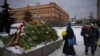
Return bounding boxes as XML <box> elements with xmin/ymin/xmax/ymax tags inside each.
<box><xmin>49</xmin><ymin>8</ymin><xmax>52</xmax><ymax>11</ymax></box>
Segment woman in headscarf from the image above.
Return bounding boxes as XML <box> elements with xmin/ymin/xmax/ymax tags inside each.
<box><xmin>63</xmin><ymin>22</ymin><xmax>76</xmax><ymax>56</ymax></box>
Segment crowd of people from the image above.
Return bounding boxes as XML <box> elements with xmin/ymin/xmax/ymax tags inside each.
<box><xmin>62</xmin><ymin>22</ymin><xmax>100</xmax><ymax>56</ymax></box>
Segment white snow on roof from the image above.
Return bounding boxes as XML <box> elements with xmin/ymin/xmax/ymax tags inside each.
<box><xmin>11</xmin><ymin>23</ymin><xmax>22</xmax><ymax>27</ymax></box>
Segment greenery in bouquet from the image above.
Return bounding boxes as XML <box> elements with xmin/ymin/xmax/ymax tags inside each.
<box><xmin>2</xmin><ymin>20</ymin><xmax>58</xmax><ymax>50</ymax></box>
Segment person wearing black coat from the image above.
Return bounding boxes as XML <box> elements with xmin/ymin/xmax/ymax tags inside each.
<box><xmin>96</xmin><ymin>19</ymin><xmax>100</xmax><ymax>47</ymax></box>
<box><xmin>63</xmin><ymin>22</ymin><xmax>76</xmax><ymax>56</ymax></box>
<box><xmin>81</xmin><ymin>23</ymin><xmax>96</xmax><ymax>56</ymax></box>
<box><xmin>90</xmin><ymin>24</ymin><xmax>100</xmax><ymax>51</ymax></box>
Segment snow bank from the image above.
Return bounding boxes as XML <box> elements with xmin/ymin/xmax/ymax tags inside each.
<box><xmin>6</xmin><ymin>42</ymin><xmax>55</xmax><ymax>54</ymax></box>
<box><xmin>0</xmin><ymin>32</ymin><xmax>8</xmax><ymax>37</ymax></box>
<box><xmin>7</xmin><ymin>46</ymin><xmax>24</xmax><ymax>54</ymax></box>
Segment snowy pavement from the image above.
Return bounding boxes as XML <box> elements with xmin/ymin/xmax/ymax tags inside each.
<box><xmin>49</xmin><ymin>26</ymin><xmax>100</xmax><ymax>56</ymax></box>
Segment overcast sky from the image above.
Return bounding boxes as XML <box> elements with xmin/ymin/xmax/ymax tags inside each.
<box><xmin>0</xmin><ymin>0</ymin><xmax>97</xmax><ymax>19</ymax></box>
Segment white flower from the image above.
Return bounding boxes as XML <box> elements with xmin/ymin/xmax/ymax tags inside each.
<box><xmin>17</xmin><ymin>30</ymin><xmax>20</xmax><ymax>33</ymax></box>
<box><xmin>20</xmin><ymin>33</ymin><xmax>25</xmax><ymax>36</ymax></box>
<box><xmin>46</xmin><ymin>32</ymin><xmax>49</xmax><ymax>34</ymax></box>
<box><xmin>32</xmin><ymin>31</ymin><xmax>34</xmax><ymax>33</ymax></box>
<box><xmin>41</xmin><ymin>20</ymin><xmax>45</xmax><ymax>23</ymax></box>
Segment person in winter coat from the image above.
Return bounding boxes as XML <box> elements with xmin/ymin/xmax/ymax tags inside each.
<box><xmin>63</xmin><ymin>22</ymin><xmax>76</xmax><ymax>56</ymax></box>
<box><xmin>81</xmin><ymin>23</ymin><xmax>96</xmax><ymax>56</ymax></box>
<box><xmin>90</xmin><ymin>23</ymin><xmax>100</xmax><ymax>50</ymax></box>
<box><xmin>96</xmin><ymin>19</ymin><xmax>100</xmax><ymax>47</ymax></box>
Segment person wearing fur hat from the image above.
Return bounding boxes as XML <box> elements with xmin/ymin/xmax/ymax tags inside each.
<box><xmin>81</xmin><ymin>23</ymin><xmax>97</xmax><ymax>56</ymax></box>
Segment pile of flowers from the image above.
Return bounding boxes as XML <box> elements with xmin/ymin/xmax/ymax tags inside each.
<box><xmin>2</xmin><ymin>20</ymin><xmax>58</xmax><ymax>50</ymax></box>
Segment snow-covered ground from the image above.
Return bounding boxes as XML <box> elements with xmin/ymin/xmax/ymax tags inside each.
<box><xmin>49</xmin><ymin>26</ymin><xmax>100</xmax><ymax>56</ymax></box>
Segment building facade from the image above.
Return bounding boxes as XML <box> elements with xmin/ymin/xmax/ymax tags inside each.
<box><xmin>10</xmin><ymin>2</ymin><xmax>69</xmax><ymax>26</ymax></box>
<box><xmin>97</xmin><ymin>0</ymin><xmax>100</xmax><ymax>20</ymax></box>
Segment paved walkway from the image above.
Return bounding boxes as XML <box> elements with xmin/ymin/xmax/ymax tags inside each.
<box><xmin>48</xmin><ymin>43</ymin><xmax>100</xmax><ymax>56</ymax></box>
